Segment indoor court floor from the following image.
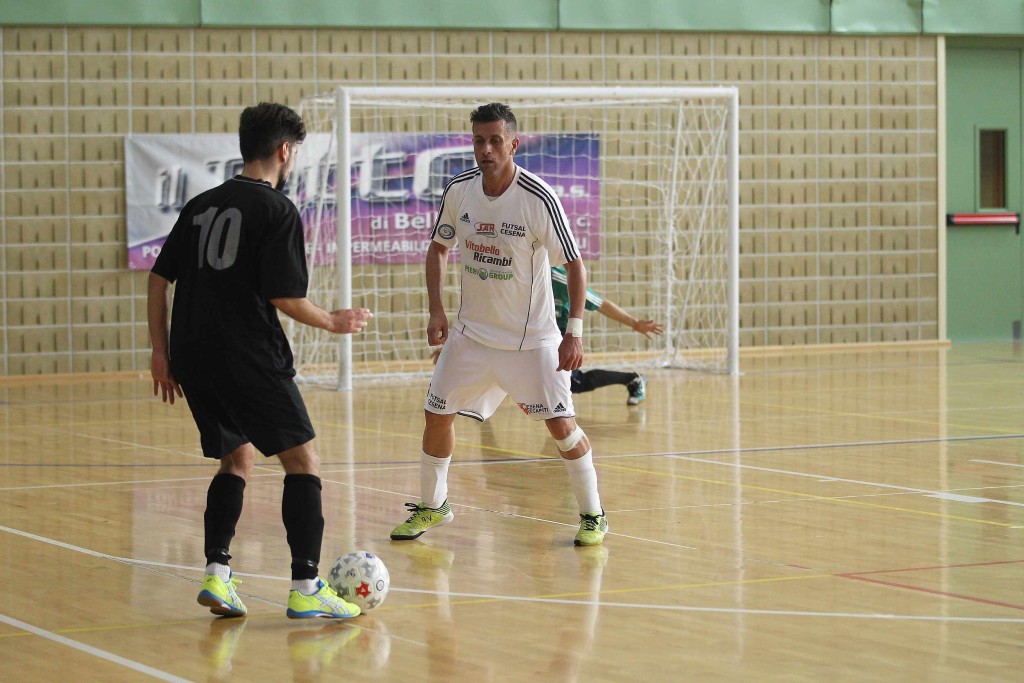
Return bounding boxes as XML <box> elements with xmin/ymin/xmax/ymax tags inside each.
<box><xmin>1</xmin><ymin>342</ymin><xmax>1022</xmax><ymax>681</ymax></box>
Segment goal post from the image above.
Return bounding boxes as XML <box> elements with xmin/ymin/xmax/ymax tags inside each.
<box><xmin>289</xmin><ymin>86</ymin><xmax>740</xmax><ymax>389</ymax></box>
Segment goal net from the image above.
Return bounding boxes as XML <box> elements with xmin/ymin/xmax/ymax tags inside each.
<box><xmin>287</xmin><ymin>86</ymin><xmax>738</xmax><ymax>389</ymax></box>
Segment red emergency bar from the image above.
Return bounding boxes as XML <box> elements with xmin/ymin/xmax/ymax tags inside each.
<box><xmin>947</xmin><ymin>212</ymin><xmax>1020</xmax><ymax>225</ymax></box>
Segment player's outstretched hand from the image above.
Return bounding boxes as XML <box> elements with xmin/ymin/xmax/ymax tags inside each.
<box><xmin>634</xmin><ymin>320</ymin><xmax>664</xmax><ymax>339</ymax></box>
<box><xmin>557</xmin><ymin>335</ymin><xmax>584</xmax><ymax>372</ymax></box>
<box><xmin>151</xmin><ymin>351</ymin><xmax>183</xmax><ymax>405</ymax></box>
<box><xmin>328</xmin><ymin>308</ymin><xmax>373</xmax><ymax>334</ymax></box>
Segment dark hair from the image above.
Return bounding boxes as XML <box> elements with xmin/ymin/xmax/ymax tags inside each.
<box><xmin>238</xmin><ymin>102</ymin><xmax>306</xmax><ymax>162</ymax></box>
<box><xmin>470</xmin><ymin>102</ymin><xmax>517</xmax><ymax>133</ymax></box>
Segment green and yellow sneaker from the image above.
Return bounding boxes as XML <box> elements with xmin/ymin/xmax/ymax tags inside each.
<box><xmin>286</xmin><ymin>579</ymin><xmax>361</xmax><ymax>619</ymax></box>
<box><xmin>389</xmin><ymin>500</ymin><xmax>454</xmax><ymax>541</ymax></box>
<box><xmin>197</xmin><ymin>573</ymin><xmax>247</xmax><ymax>618</ymax></box>
<box><xmin>574</xmin><ymin>510</ymin><xmax>609</xmax><ymax>546</ymax></box>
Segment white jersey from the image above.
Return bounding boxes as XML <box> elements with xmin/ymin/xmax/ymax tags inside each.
<box><xmin>431</xmin><ymin>164</ymin><xmax>580</xmax><ymax>351</ymax></box>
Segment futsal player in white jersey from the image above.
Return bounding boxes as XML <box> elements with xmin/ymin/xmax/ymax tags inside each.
<box><xmin>390</xmin><ymin>102</ymin><xmax>608</xmax><ymax>546</ymax></box>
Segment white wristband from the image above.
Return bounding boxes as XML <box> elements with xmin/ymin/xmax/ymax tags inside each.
<box><xmin>565</xmin><ymin>317</ymin><xmax>583</xmax><ymax>338</ymax></box>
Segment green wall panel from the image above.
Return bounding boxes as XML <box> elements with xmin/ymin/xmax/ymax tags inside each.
<box><xmin>559</xmin><ymin>0</ymin><xmax>830</xmax><ymax>32</ymax></box>
<box><xmin>201</xmin><ymin>0</ymin><xmax>557</xmax><ymax>29</ymax></box>
<box><xmin>832</xmin><ymin>0</ymin><xmax>923</xmax><ymax>34</ymax></box>
<box><xmin>0</xmin><ymin>0</ymin><xmax>200</xmax><ymax>26</ymax></box>
<box><xmin>924</xmin><ymin>0</ymin><xmax>1024</xmax><ymax>35</ymax></box>
<box><xmin>4</xmin><ymin>0</ymin><xmax>1024</xmax><ymax>36</ymax></box>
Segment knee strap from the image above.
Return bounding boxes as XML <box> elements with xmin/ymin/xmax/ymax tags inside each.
<box><xmin>555</xmin><ymin>426</ymin><xmax>585</xmax><ymax>452</ymax></box>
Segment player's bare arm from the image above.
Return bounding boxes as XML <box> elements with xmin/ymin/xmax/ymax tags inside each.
<box><xmin>271</xmin><ymin>297</ymin><xmax>372</xmax><ymax>334</ymax></box>
<box><xmin>558</xmin><ymin>259</ymin><xmax>587</xmax><ymax>371</ymax></box>
<box><xmin>597</xmin><ymin>300</ymin><xmax>665</xmax><ymax>339</ymax></box>
<box><xmin>425</xmin><ymin>241</ymin><xmax>451</xmax><ymax>346</ymax></box>
<box><xmin>146</xmin><ymin>272</ymin><xmax>183</xmax><ymax>404</ymax></box>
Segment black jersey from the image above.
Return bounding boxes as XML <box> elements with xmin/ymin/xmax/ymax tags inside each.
<box><xmin>152</xmin><ymin>175</ymin><xmax>308</xmax><ymax>378</ymax></box>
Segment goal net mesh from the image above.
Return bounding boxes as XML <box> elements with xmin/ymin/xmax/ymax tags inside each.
<box><xmin>287</xmin><ymin>87</ymin><xmax>737</xmax><ymax>387</ymax></box>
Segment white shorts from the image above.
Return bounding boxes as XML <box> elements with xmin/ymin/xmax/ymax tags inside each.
<box><xmin>424</xmin><ymin>328</ymin><xmax>576</xmax><ymax>422</ymax></box>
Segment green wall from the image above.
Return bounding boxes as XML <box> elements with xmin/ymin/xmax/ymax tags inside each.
<box><xmin>201</xmin><ymin>0</ymin><xmax>557</xmax><ymax>30</ymax></box>
<box><xmin>0</xmin><ymin>0</ymin><xmax>199</xmax><ymax>26</ymax></box>
<box><xmin>558</xmin><ymin>0</ymin><xmax>831</xmax><ymax>33</ymax></box>
<box><xmin>2</xmin><ymin>0</ymin><xmax>1024</xmax><ymax>34</ymax></box>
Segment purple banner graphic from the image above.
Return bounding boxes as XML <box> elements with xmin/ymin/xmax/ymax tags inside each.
<box><xmin>125</xmin><ymin>132</ymin><xmax>600</xmax><ymax>270</ymax></box>
<box><xmin>297</xmin><ymin>132</ymin><xmax>600</xmax><ymax>266</ymax></box>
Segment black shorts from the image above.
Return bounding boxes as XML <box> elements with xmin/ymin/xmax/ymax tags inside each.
<box><xmin>172</xmin><ymin>349</ymin><xmax>315</xmax><ymax>459</ymax></box>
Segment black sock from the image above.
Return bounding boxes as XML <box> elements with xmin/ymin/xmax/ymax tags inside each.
<box><xmin>575</xmin><ymin>369</ymin><xmax>638</xmax><ymax>392</ymax></box>
<box><xmin>204</xmin><ymin>473</ymin><xmax>246</xmax><ymax>565</ymax></box>
<box><xmin>283</xmin><ymin>474</ymin><xmax>324</xmax><ymax>580</ymax></box>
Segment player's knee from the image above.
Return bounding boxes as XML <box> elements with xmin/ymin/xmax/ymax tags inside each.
<box><xmin>278</xmin><ymin>441</ymin><xmax>320</xmax><ymax>475</ymax></box>
<box><xmin>554</xmin><ymin>425</ymin><xmax>586</xmax><ymax>452</ymax></box>
<box><xmin>219</xmin><ymin>443</ymin><xmax>255</xmax><ymax>479</ymax></box>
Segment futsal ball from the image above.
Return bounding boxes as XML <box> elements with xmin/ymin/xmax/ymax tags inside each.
<box><xmin>328</xmin><ymin>551</ymin><xmax>390</xmax><ymax>611</ymax></box>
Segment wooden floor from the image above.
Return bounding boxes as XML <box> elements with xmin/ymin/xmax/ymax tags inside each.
<box><xmin>1</xmin><ymin>343</ymin><xmax>1023</xmax><ymax>682</ymax></box>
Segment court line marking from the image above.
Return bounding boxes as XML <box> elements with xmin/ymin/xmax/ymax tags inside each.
<box><xmin>5</xmin><ymin>521</ymin><xmax>1022</xmax><ymax>626</ymax></box>
<box><xmin>0</xmin><ymin>470</ymin><xmax>298</xmax><ymax>492</ymax></box>
<box><xmin>0</xmin><ymin>613</ymin><xmax>190</xmax><ymax>682</ymax></box>
<box><xmin>836</xmin><ymin>559</ymin><xmax>1024</xmax><ymax>612</ymax></box>
<box><xmin>3</xmin><ymin>434</ymin><xmax>1021</xmax><ymax>534</ymax></box>
<box><xmin>611</xmin><ymin>483</ymin><xmax>1024</xmax><ymax>514</ymax></box>
<box><xmin>10</xmin><ymin>422</ymin><xmax>1024</xmax><ymax>482</ymax></box>
<box><xmin>0</xmin><ymin>524</ymin><xmax>414</xmax><ymax>647</ymax></box>
<box><xmin>844</xmin><ymin>558</ymin><xmax>1024</xmax><ymax>575</ymax></box>
<box><xmin>3</xmin><ymin>447</ymin><xmax>1019</xmax><ymax>534</ymax></box>
<box><xmin>972</xmin><ymin>459</ymin><xmax>1024</xmax><ymax>469</ymax></box>
<box><xmin>599</xmin><ymin>463</ymin><xmax>1020</xmax><ymax>528</ymax></box>
<box><xmin>838</xmin><ymin>575</ymin><xmax>1024</xmax><ymax>612</ymax></box>
<box><xmin>667</xmin><ymin>454</ymin><xmax>1024</xmax><ymax>507</ymax></box>
<box><xmin>5</xmin><ymin>423</ymin><xmax>1021</xmax><ymax>558</ymax></box>
<box><xmin>397</xmin><ymin>559</ymin><xmax>1024</xmax><ymax>614</ymax></box>
<box><xmin>391</xmin><ymin>588</ymin><xmax>1024</xmax><ymax>623</ymax></box>
<box><xmin>8</xmin><ymin>518</ymin><xmax>1024</xmax><ymax>630</ymax></box>
<box><xmin>324</xmin><ymin>419</ymin><xmax>1024</xmax><ymax>461</ymax></box>
<box><xmin>722</xmin><ymin>381</ymin><xmax>1024</xmax><ymax>437</ymax></box>
<box><xmin>621</xmin><ymin>432</ymin><xmax>1024</xmax><ymax>459</ymax></box>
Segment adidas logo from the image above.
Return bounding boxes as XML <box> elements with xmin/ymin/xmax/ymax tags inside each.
<box><xmin>460</xmin><ymin>213</ymin><xmax>471</xmax><ymax>223</ymax></box>
<box><xmin>553</xmin><ymin>402</ymin><xmax>566</xmax><ymax>413</ymax></box>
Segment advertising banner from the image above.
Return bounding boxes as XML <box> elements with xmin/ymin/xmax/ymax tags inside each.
<box><xmin>126</xmin><ymin>132</ymin><xmax>600</xmax><ymax>270</ymax></box>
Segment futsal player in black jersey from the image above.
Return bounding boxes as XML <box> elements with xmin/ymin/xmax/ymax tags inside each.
<box><xmin>148</xmin><ymin>102</ymin><xmax>372</xmax><ymax>619</ymax></box>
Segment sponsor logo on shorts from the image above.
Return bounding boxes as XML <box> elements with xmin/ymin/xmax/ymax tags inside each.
<box><xmin>460</xmin><ymin>212</ymin><xmax>471</xmax><ymax>223</ymax></box>
<box><xmin>427</xmin><ymin>393</ymin><xmax>446</xmax><ymax>410</ymax></box>
<box><xmin>437</xmin><ymin>224</ymin><xmax>456</xmax><ymax>240</ymax></box>
<box><xmin>475</xmin><ymin>222</ymin><xmax>496</xmax><ymax>237</ymax></box>
<box><xmin>500</xmin><ymin>221</ymin><xmax>526</xmax><ymax>237</ymax></box>
<box><xmin>464</xmin><ymin>264</ymin><xmax>513</xmax><ymax>281</ymax></box>
<box><xmin>517</xmin><ymin>402</ymin><xmax>547</xmax><ymax>416</ymax></box>
<box><xmin>553</xmin><ymin>402</ymin><xmax>566</xmax><ymax>413</ymax></box>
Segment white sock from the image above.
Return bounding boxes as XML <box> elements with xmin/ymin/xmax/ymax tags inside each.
<box><xmin>292</xmin><ymin>578</ymin><xmax>320</xmax><ymax>595</ymax></box>
<box><xmin>421</xmin><ymin>451</ymin><xmax>451</xmax><ymax>509</ymax></box>
<box><xmin>206</xmin><ymin>562</ymin><xmax>231</xmax><ymax>582</ymax></box>
<box><xmin>562</xmin><ymin>450</ymin><xmax>602</xmax><ymax>514</ymax></box>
